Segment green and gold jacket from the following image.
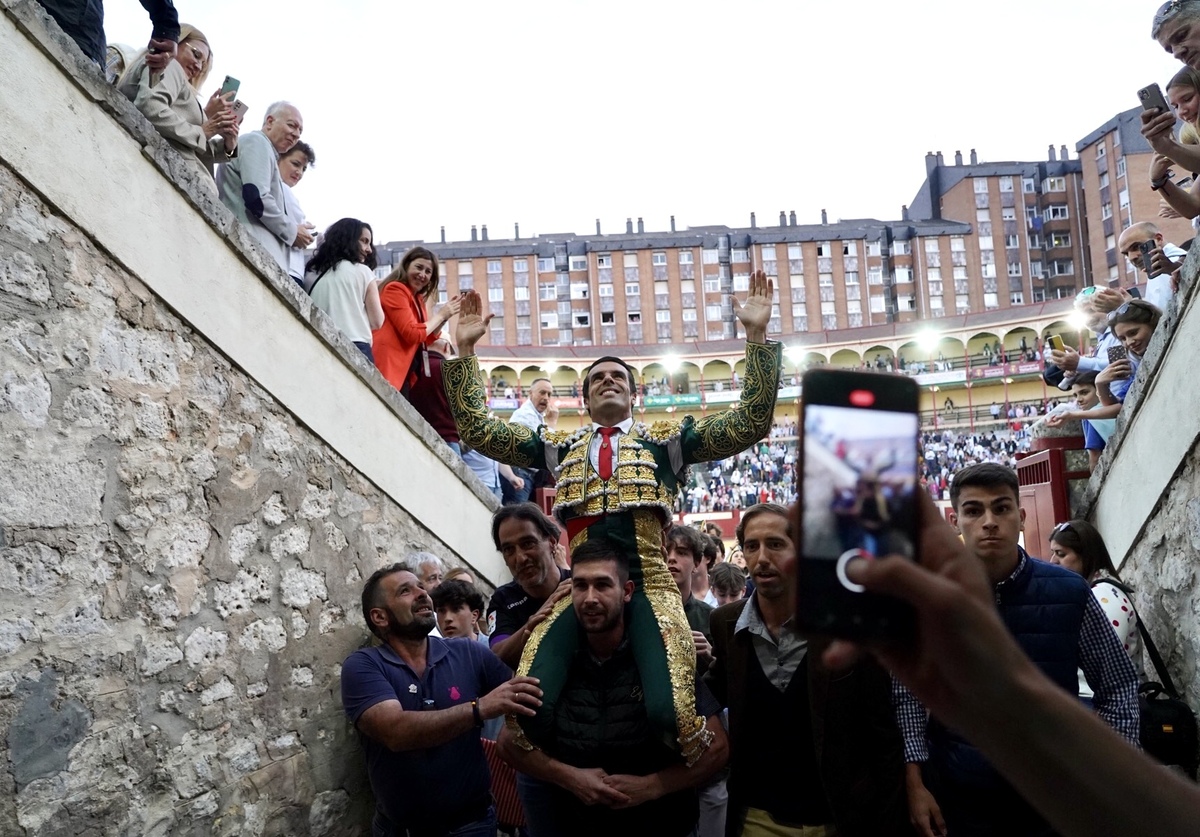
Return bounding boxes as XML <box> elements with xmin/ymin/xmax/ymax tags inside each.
<box><xmin>443</xmin><ymin>341</ymin><xmax>783</xmax><ymax>522</ymax></box>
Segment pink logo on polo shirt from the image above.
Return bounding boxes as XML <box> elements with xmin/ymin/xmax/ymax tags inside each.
<box><xmin>449</xmin><ymin>686</ymin><xmax>461</xmax><ymax>701</ymax></box>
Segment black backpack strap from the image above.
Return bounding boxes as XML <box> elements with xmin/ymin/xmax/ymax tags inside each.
<box><xmin>1097</xmin><ymin>578</ymin><xmax>1182</xmax><ymax>700</ymax></box>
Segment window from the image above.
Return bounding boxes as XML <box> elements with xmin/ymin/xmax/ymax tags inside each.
<box><xmin>894</xmin><ymin>241</ymin><xmax>911</xmax><ymax>255</ymax></box>
<box><xmin>1031</xmin><ymin>260</ymin><xmax>1043</xmax><ymax>277</ymax></box>
<box><xmin>1044</xmin><ymin>205</ymin><xmax>1069</xmax><ymax>220</ymax></box>
<box><xmin>541</xmin><ymin>312</ymin><xmax>558</xmax><ymax>330</ymax></box>
<box><xmin>975</xmin><ymin>209</ymin><xmax>991</xmax><ymax>223</ymax></box>
<box><xmin>682</xmin><ymin>309</ymin><xmax>697</xmax><ymax>322</ymax></box>
<box><xmin>1028</xmin><ymin>233</ymin><xmax>1041</xmax><ymax>248</ymax></box>
<box><xmin>1022</xmin><ymin>178</ymin><xmax>1036</xmax><ymax>193</ymax></box>
<box><xmin>1101</xmin><ymin>203</ymin><xmax>1113</xmax><ymax>220</ymax></box>
<box><xmin>791</xmin><ymin>287</ymin><xmax>806</xmax><ymax>302</ymax></box>
<box><xmin>1096</xmin><ymin>143</ymin><xmax>1107</xmax><ymax>158</ymax></box>
<box><xmin>927</xmin><ymin>267</ymin><xmax>942</xmax><ymax>281</ymax></box>
<box><xmin>623</xmin><ymin>252</ymin><xmax>638</xmax><ymax>267</ymax></box>
<box><xmin>816</xmin><ymin>242</ymin><xmax>831</xmax><ymax>257</ymax></box>
<box><xmin>574</xmin><ymin>313</ymin><xmax>590</xmax><ymax>327</ymax></box>
<box><xmin>1118</xmin><ymin>189</ymin><xmax>1130</xmax><ymax>209</ymax></box>
<box><xmin>930</xmin><ymin>295</ymin><xmax>944</xmax><ymax>311</ymax></box>
<box><xmin>598</xmin><ymin>284</ymin><xmax>613</xmax><ymax>297</ymax></box>
<box><xmin>570</xmin><ymin>282</ymin><xmax>589</xmax><ymax>299</ymax></box>
<box><xmin>1116</xmin><ymin>158</ymin><xmax>1126</xmax><ymax>178</ymax></box>
<box><xmin>625</xmin><ymin>283</ymin><xmax>640</xmax><ymax>296</ymax></box>
<box><xmin>1025</xmin><ymin>206</ymin><xmax>1038</xmax><ymax>226</ymax></box>
<box><xmin>869</xmin><ymin>296</ymin><xmax>886</xmax><ymax>313</ymax></box>
<box><xmin>600</xmin><ymin>312</ymin><xmax>615</xmax><ymax>325</ymax></box>
<box><xmin>953</xmin><ymin>266</ymin><xmax>967</xmax><ymax>280</ymax></box>
<box><xmin>732</xmin><ymin>248</ymin><xmax>749</xmax><ymax>262</ymax></box>
<box><xmin>1043</xmin><ymin>177</ymin><xmax>1066</xmax><ymax>192</ymax></box>
<box><xmin>655</xmin><ymin>310</ymin><xmax>671</xmax><ymax>323</ymax></box>
<box><xmin>487</xmin><ymin>260</ymin><xmax>502</xmax><ymax>274</ymax></box>
<box><xmin>733</xmin><ymin>273</ymin><xmax>750</xmax><ymax>292</ymax></box>
<box><xmin>1010</xmin><ymin>291</ymin><xmax>1025</xmax><ymax>305</ymax></box>
<box><xmin>984</xmin><ymin>293</ymin><xmax>999</xmax><ymax>309</ymax></box>
<box><xmin>844</xmin><ymin>271</ymin><xmax>859</xmax><ymax>285</ymax></box>
<box><xmin>597</xmin><ymin>254</ymin><xmax>612</xmax><ymax>268</ymax></box>
<box><xmin>868</xmin><ymin>267</ymin><xmax>883</xmax><ymax>285</ymax></box>
<box><xmin>950</xmin><ymin>236</ymin><xmax>966</xmax><ymax>252</ymax></box>
<box><xmin>925</xmin><ymin>238</ymin><xmax>940</xmax><ymax>253</ymax></box>
<box><xmin>1049</xmin><ymin>232</ymin><xmax>1071</xmax><ymax>248</ymax></box>
<box><xmin>679</xmin><ymin>250</ymin><xmax>694</xmax><ymax>265</ymax></box>
<box><xmin>702</xmin><ymin>249</ymin><xmax>719</xmax><ymax>264</ymax></box>
<box><xmin>1099</xmin><ymin>172</ymin><xmax>1110</xmax><ymax>189</ymax></box>
<box><xmin>1001</xmin><ymin>207</ymin><xmax>1016</xmax><ymax>221</ymax></box>
<box><xmin>1007</xmin><ymin>261</ymin><xmax>1022</xmax><ymax>277</ymax></box>
<box><xmin>680</xmin><ymin>280</ymin><xmax>695</xmax><ymax>294</ymax></box>
<box><xmin>820</xmin><ymin>301</ymin><xmax>836</xmax><ymax>315</ymax></box>
<box><xmin>438</xmin><ymin>290</ymin><xmax>448</xmax><ymax>304</ymax></box>
<box><xmin>652</xmin><ymin>251</ymin><xmax>667</xmax><ymax>266</ymax></box>
<box><xmin>973</xmin><ymin>177</ymin><xmax>989</xmax><ymax>193</ymax></box>
<box><xmin>791</xmin><ymin>302</ymin><xmax>807</xmax><ymax>319</ymax></box>
<box><xmin>1050</xmin><ymin>259</ymin><xmax>1074</xmax><ymax>276</ymax></box>
<box><xmin>787</xmin><ymin>244</ymin><xmax>802</xmax><ymax>260</ymax></box>
<box><xmin>867</xmin><ymin>241</ymin><xmax>881</xmax><ymax>256</ymax></box>
<box><xmin>895</xmin><ymin>267</ymin><xmax>912</xmax><ymax>283</ymax></box>
<box><xmin>760</xmin><ymin>245</ymin><xmax>777</xmax><ymax>262</ymax></box>
<box><xmin>537</xmin><ymin>257</ymin><xmax>554</xmax><ymax>273</ymax></box>
<box><xmin>706</xmin><ymin>305</ymin><xmax>721</xmax><ymax>320</ymax></box>
<box><xmin>1105</xmin><ymin>234</ymin><xmax>1116</xmax><ymax>250</ymax></box>
<box><xmin>818</xmin><ymin>273</ymin><xmax>834</xmax><ymax>287</ymax></box>
<box><xmin>514</xmin><ymin>286</ymin><xmax>529</xmax><ymax>301</ymax></box>
<box><xmin>978</xmin><ymin>236</ymin><xmax>994</xmax><ymax>250</ymax></box>
<box><xmin>628</xmin><ymin>312</ymin><xmax>641</xmax><ymax>324</ymax></box>
<box><xmin>539</xmin><ymin>282</ymin><xmax>556</xmax><ymax>300</ymax></box>
<box><xmin>999</xmin><ymin>176</ymin><xmax>1014</xmax><ymax>192</ymax></box>
<box><xmin>1033</xmin><ymin>288</ymin><xmax>1046</xmax><ymax>303</ymax></box>
<box><xmin>1004</xmin><ymin>235</ymin><xmax>1019</xmax><ymax>248</ymax></box>
<box><xmin>569</xmin><ymin>256</ymin><xmax>587</xmax><ymax>271</ymax></box>
<box><xmin>703</xmin><ymin>278</ymin><xmax>720</xmax><ymax>293</ymax></box>
<box><xmin>458</xmin><ymin>260</ymin><xmax>474</xmax><ymax>276</ymax></box>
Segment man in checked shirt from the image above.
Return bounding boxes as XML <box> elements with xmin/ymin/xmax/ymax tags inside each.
<box><xmin>894</xmin><ymin>463</ymin><xmax>1139</xmax><ymax>837</ymax></box>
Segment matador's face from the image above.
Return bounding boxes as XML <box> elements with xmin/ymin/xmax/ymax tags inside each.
<box><xmin>583</xmin><ymin>362</ymin><xmax>633</xmax><ymax>423</ymax></box>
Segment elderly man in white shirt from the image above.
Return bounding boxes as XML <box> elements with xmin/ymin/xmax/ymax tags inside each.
<box><xmin>504</xmin><ymin>377</ymin><xmax>557</xmax><ymax>503</ymax></box>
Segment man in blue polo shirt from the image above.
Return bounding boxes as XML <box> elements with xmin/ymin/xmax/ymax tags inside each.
<box><xmin>341</xmin><ymin>562</ymin><xmax>543</xmax><ymax>836</ymax></box>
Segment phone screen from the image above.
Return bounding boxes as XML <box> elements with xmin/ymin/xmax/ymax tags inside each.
<box><xmin>797</xmin><ymin>374</ymin><xmax>919</xmax><ymax>638</ymax></box>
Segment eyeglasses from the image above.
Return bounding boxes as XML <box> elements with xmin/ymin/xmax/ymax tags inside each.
<box><xmin>1075</xmin><ymin>286</ymin><xmax>1099</xmax><ymax>299</ymax></box>
<box><xmin>1154</xmin><ymin>0</ymin><xmax>1195</xmax><ymax>36</ymax></box>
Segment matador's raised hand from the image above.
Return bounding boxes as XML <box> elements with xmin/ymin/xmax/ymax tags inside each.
<box><xmin>730</xmin><ymin>269</ymin><xmax>772</xmax><ymax>343</ymax></box>
<box><xmin>454</xmin><ymin>290</ymin><xmax>494</xmax><ymax>358</ymax></box>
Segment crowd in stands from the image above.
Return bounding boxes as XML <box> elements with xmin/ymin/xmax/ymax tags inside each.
<box><xmin>26</xmin><ymin>3</ymin><xmax>1200</xmax><ymax>836</ymax></box>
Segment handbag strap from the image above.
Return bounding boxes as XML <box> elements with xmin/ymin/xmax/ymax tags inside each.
<box><xmin>1098</xmin><ymin>578</ymin><xmax>1181</xmax><ymax>699</ymax></box>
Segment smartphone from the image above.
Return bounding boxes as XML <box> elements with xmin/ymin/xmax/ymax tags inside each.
<box><xmin>1048</xmin><ymin>335</ymin><xmax>1065</xmax><ymax>352</ymax></box>
<box><xmin>1138</xmin><ymin>83</ymin><xmax>1171</xmax><ymax>114</ymax></box>
<box><xmin>1138</xmin><ymin>239</ymin><xmax>1160</xmax><ymax>277</ymax></box>
<box><xmin>231</xmin><ymin>100</ymin><xmax>248</xmax><ymax>121</ymax></box>
<box><xmin>219</xmin><ymin>75</ymin><xmax>241</xmax><ymax>99</ymax></box>
<box><xmin>1128</xmin><ymin>287</ymin><xmax>1143</xmax><ymax>299</ymax></box>
<box><xmin>796</xmin><ymin>369</ymin><xmax>919</xmax><ymax>640</ymax></box>
<box><xmin>1107</xmin><ymin>344</ymin><xmax>1129</xmax><ymax>364</ymax></box>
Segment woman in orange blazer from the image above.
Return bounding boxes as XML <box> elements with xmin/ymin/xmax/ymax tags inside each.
<box><xmin>373</xmin><ymin>247</ymin><xmax>462</xmax><ymax>395</ymax></box>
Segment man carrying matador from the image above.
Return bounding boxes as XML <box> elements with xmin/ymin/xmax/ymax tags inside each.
<box><xmin>443</xmin><ymin>270</ymin><xmax>781</xmax><ymax>765</ymax></box>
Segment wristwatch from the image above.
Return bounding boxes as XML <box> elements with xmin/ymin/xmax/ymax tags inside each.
<box><xmin>1150</xmin><ymin>175</ymin><xmax>1171</xmax><ymax>191</ymax></box>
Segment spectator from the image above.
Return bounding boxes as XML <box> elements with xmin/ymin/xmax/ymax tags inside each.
<box><xmin>895</xmin><ymin>463</ymin><xmax>1139</xmax><ymax>837</ymax></box>
<box><xmin>1116</xmin><ymin>222</ymin><xmax>1185</xmax><ymax>311</ymax></box>
<box><xmin>411</xmin><ymin>552</ymin><xmax>446</xmax><ymax>593</ymax></box>
<box><xmin>1048</xmin><ymin>286</ymin><xmax>1132</xmax><ymax>395</ymax></box>
<box><xmin>691</xmin><ymin>532</ymin><xmax>720</xmax><ymax>608</ymax></box>
<box><xmin>709</xmin><ymin>562</ymin><xmax>746</xmax><ymax>606</ymax></box>
<box><xmin>665</xmin><ymin>526</ymin><xmax>715</xmax><ymax>671</ymax></box>
<box><xmin>1145</xmin><ymin>68</ymin><xmax>1200</xmax><ymax>220</ymax></box>
<box><xmin>278</xmin><ymin>141</ymin><xmax>315</xmax><ymax>286</ymax></box>
<box><xmin>339</xmin><ymin>562</ymin><xmax>541</xmax><ymax>837</ymax></box>
<box><xmin>1096</xmin><ymin>300</ymin><xmax>1164</xmax><ymax>414</ymax></box>
<box><xmin>218</xmin><ymin>101</ymin><xmax>311</xmax><ymax>274</ymax></box>
<box><xmin>36</xmin><ymin>0</ymin><xmax>179</xmax><ymax>69</ymax></box>
<box><xmin>304</xmin><ymin>218</ymin><xmax>384</xmax><ymax>362</ymax></box>
<box><xmin>461</xmin><ymin>446</ymin><xmax>522</xmax><ymax>503</ymax></box>
<box><xmin>115</xmin><ymin>25</ymin><xmax>235</xmax><ymax>191</ymax></box>
<box><xmin>408</xmin><ymin>338</ymin><xmax>461</xmax><ymax>454</ymax></box>
<box><xmin>485</xmin><ymin>504</ymin><xmax>571</xmax><ymax>669</ymax></box>
<box><xmin>828</xmin><ymin>490</ymin><xmax>1200</xmax><ymax>837</ymax></box>
<box><xmin>1048</xmin><ymin>520</ymin><xmax>1144</xmax><ymax>693</ymax></box>
<box><xmin>1045</xmin><ymin>372</ymin><xmax>1114</xmax><ymax>471</ymax></box>
<box><xmin>373</xmin><ymin>247</ymin><xmax>461</xmax><ymax>397</ymax></box>
<box><xmin>498</xmin><ymin>537</ymin><xmax>729</xmax><ymax>837</ymax></box>
<box><xmin>444</xmin><ymin>566</ymin><xmax>476</xmax><ymax>585</ymax></box>
<box><xmin>431</xmin><ymin>578</ymin><xmax>488</xmax><ymax>646</ymax></box>
<box><xmin>705</xmin><ymin>503</ymin><xmax>910</xmax><ymax>835</ymax></box>
<box><xmin>506</xmin><ymin>377</ymin><xmax>558</xmax><ymax>503</ymax></box>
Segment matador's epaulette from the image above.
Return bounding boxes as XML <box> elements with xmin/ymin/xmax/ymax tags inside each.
<box><xmin>541</xmin><ymin>428</ymin><xmax>577</xmax><ymax>447</ymax></box>
<box><xmin>637</xmin><ymin>419</ymin><xmax>684</xmax><ymax>444</ymax></box>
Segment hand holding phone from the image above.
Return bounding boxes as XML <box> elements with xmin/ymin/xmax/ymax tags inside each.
<box><xmin>796</xmin><ymin>370</ymin><xmax>919</xmax><ymax>640</ymax></box>
<box><xmin>1107</xmin><ymin>344</ymin><xmax>1129</xmax><ymax>365</ymax></box>
<box><xmin>219</xmin><ymin>75</ymin><xmax>241</xmax><ymax>101</ymax></box>
<box><xmin>1048</xmin><ymin>335</ymin><xmax>1065</xmax><ymax>353</ymax></box>
<box><xmin>1138</xmin><ymin>83</ymin><xmax>1171</xmax><ymax>114</ymax></box>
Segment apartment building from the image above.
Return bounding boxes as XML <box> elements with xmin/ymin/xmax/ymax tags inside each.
<box><xmin>1076</xmin><ymin>107</ymin><xmax>1196</xmax><ymax>286</ymax></box>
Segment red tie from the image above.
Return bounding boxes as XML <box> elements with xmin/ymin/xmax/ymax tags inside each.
<box><xmin>597</xmin><ymin>427</ymin><xmax>617</xmax><ymax>481</ymax></box>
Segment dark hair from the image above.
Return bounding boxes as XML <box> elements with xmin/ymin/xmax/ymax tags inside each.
<box><xmin>702</xmin><ymin>522</ymin><xmax>726</xmax><ymax>558</ymax></box>
<box><xmin>665</xmin><ymin>525</ymin><xmax>703</xmax><ymax>565</ymax></box>
<box><xmin>491</xmin><ymin>502</ymin><xmax>561</xmax><ymax>551</ymax></box>
<box><xmin>1072</xmin><ymin>371</ymin><xmax>1098</xmax><ymax>387</ymax></box>
<box><xmin>710</xmin><ymin>562</ymin><xmax>747</xmax><ymax>594</ymax></box>
<box><xmin>384</xmin><ymin>246</ymin><xmax>441</xmax><ymax>303</ymax></box>
<box><xmin>282</xmin><ymin>140</ymin><xmax>316</xmax><ymax>167</ymax></box>
<box><xmin>949</xmin><ymin>462</ymin><xmax>1019</xmax><ymax>509</ymax></box>
<box><xmin>430</xmin><ymin>578</ymin><xmax>485</xmax><ymax>615</ymax></box>
<box><xmin>736</xmin><ymin>502</ymin><xmax>791</xmax><ymax>547</ymax></box>
<box><xmin>1108</xmin><ymin>299</ymin><xmax>1162</xmax><ymax>331</ymax></box>
<box><xmin>582</xmin><ymin>356</ymin><xmax>637</xmax><ymax>402</ymax></box>
<box><xmin>360</xmin><ymin>562</ymin><xmax>413</xmax><ymax>639</ymax></box>
<box><xmin>1049</xmin><ymin>519</ymin><xmax>1122</xmax><ymax>583</ymax></box>
<box><xmin>570</xmin><ymin>536</ymin><xmax>630</xmax><ymax>584</ymax></box>
<box><xmin>306</xmin><ymin>217</ymin><xmax>374</xmax><ymax>279</ymax></box>
<box><xmin>699</xmin><ymin>532</ymin><xmax>719</xmax><ymax>568</ymax></box>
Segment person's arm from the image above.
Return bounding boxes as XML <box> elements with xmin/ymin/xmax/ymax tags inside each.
<box><xmin>891</xmin><ymin>677</ymin><xmax>944</xmax><ymax>837</ymax></box>
<box><xmin>498</xmin><ymin>463</ymin><xmax>524</xmax><ymax>492</ymax></box>
<box><xmin>1156</xmin><ymin>175</ymin><xmax>1200</xmax><ymax>220</ymax></box>
<box><xmin>683</xmin><ymin>272</ymin><xmax>781</xmax><ymax>464</ymax></box>
<box><xmin>139</xmin><ymin>0</ymin><xmax>180</xmax><ymax>71</ymax></box>
<box><xmin>823</xmin><ymin>493</ymin><xmax>1200</xmax><ymax>837</ymax></box>
<box><xmin>355</xmin><ymin>672</ymin><xmax>542</xmax><ymax>752</ymax></box>
<box><xmin>1077</xmin><ymin>593</ymin><xmax>1141</xmax><ymax>747</ymax></box>
<box><xmin>601</xmin><ymin>715</ymin><xmax>729</xmax><ymax>809</ymax></box>
<box><xmin>497</xmin><ymin>723</ymin><xmax>632</xmax><ymax>807</ymax></box>
<box><xmin>364</xmin><ymin>277</ymin><xmax>384</xmax><ymax>331</ymax></box>
<box><xmin>1096</xmin><ymin>360</ymin><xmax>1133</xmax><ymax>407</ymax></box>
<box><xmin>488</xmin><ymin>579</ymin><xmax>572</xmax><ymax>668</ymax></box>
<box><xmin>237</xmin><ymin>134</ymin><xmax>299</xmax><ymax>246</ymax></box>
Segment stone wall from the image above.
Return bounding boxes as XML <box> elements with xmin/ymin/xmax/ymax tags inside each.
<box><xmin>0</xmin><ymin>3</ymin><xmax>508</xmax><ymax>834</ymax></box>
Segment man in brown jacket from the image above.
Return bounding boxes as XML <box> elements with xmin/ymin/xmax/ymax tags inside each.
<box><xmin>704</xmin><ymin>503</ymin><xmax>912</xmax><ymax>837</ymax></box>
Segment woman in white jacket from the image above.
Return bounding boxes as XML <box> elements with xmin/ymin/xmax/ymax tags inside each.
<box><xmin>117</xmin><ymin>25</ymin><xmax>237</xmax><ymax>191</ymax></box>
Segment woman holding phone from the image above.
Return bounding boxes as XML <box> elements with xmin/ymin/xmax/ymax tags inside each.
<box><xmin>1148</xmin><ymin>67</ymin><xmax>1200</xmax><ymax>221</ymax></box>
<box><xmin>116</xmin><ymin>25</ymin><xmax>237</xmax><ymax>191</ymax></box>
<box><xmin>372</xmin><ymin>247</ymin><xmax>461</xmax><ymax>396</ymax></box>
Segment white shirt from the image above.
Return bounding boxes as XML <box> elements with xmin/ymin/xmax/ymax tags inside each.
<box><xmin>1144</xmin><ymin>242</ymin><xmax>1186</xmax><ymax>312</ymax></box>
<box><xmin>510</xmin><ymin>399</ymin><xmax>545</xmax><ymax>432</ymax></box>
<box><xmin>588</xmin><ymin>417</ymin><xmax>635</xmax><ymax>474</ymax></box>
<box><xmin>306</xmin><ymin>261</ymin><xmax>374</xmax><ymax>344</ymax></box>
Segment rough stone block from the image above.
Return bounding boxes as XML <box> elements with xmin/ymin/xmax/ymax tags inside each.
<box><xmin>0</xmin><ymin>458</ymin><xmax>105</xmax><ymax>527</ymax></box>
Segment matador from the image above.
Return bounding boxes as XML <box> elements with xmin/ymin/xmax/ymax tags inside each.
<box><xmin>443</xmin><ymin>272</ymin><xmax>781</xmax><ymax>765</ymax></box>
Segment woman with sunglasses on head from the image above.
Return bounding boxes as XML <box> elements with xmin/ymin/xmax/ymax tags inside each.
<box><xmin>116</xmin><ymin>24</ymin><xmax>236</xmax><ymax>191</ymax></box>
<box><xmin>1094</xmin><ymin>300</ymin><xmax>1164</xmax><ymax>418</ymax></box>
<box><xmin>1048</xmin><ymin>520</ymin><xmax>1144</xmax><ymax>702</ymax></box>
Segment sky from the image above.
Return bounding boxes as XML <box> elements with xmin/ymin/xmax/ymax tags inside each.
<box><xmin>103</xmin><ymin>1</ymin><xmax>1184</xmax><ymax>246</ymax></box>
